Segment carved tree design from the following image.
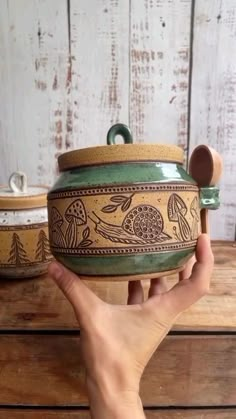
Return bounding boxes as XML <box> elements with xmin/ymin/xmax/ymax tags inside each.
<box><xmin>8</xmin><ymin>233</ymin><xmax>30</xmax><ymax>265</ymax></box>
<box><xmin>35</xmin><ymin>230</ymin><xmax>52</xmax><ymax>262</ymax></box>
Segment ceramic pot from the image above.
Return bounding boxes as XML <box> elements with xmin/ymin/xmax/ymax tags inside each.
<box><xmin>0</xmin><ymin>172</ymin><xmax>52</xmax><ymax>278</ymax></box>
<box><xmin>47</xmin><ymin>124</ymin><xmax>221</xmax><ymax>281</ymax></box>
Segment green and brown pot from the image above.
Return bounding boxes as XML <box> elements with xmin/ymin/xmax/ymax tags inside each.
<box><xmin>47</xmin><ymin>124</ymin><xmax>221</xmax><ymax>281</ymax></box>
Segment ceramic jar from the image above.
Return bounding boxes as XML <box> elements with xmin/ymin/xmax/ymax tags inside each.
<box><xmin>0</xmin><ymin>172</ymin><xmax>52</xmax><ymax>278</ymax></box>
<box><xmin>47</xmin><ymin>124</ymin><xmax>220</xmax><ymax>281</ymax></box>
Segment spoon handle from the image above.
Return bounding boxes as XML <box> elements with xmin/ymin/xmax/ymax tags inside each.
<box><xmin>201</xmin><ymin>208</ymin><xmax>209</xmax><ymax>234</ymax></box>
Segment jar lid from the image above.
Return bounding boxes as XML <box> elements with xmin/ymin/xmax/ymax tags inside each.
<box><xmin>0</xmin><ymin>172</ymin><xmax>48</xmax><ymax>210</ymax></box>
<box><xmin>58</xmin><ymin>124</ymin><xmax>184</xmax><ymax>171</ymax></box>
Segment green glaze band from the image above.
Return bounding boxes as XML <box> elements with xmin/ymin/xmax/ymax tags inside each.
<box><xmin>49</xmin><ymin>162</ymin><xmax>196</xmax><ymax>194</ymax></box>
<box><xmin>200</xmin><ymin>186</ymin><xmax>220</xmax><ymax>210</ymax></box>
<box><xmin>48</xmin><ymin>158</ymin><xmax>199</xmax><ymax>279</ymax></box>
<box><xmin>54</xmin><ymin>248</ymin><xmax>194</xmax><ymax>276</ymax></box>
<box><xmin>106</xmin><ymin>123</ymin><xmax>133</xmax><ymax>145</ymax></box>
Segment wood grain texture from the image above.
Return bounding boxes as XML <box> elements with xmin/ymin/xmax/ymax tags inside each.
<box><xmin>0</xmin><ymin>241</ymin><xmax>235</xmax><ymax>331</ymax></box>
<box><xmin>0</xmin><ymin>335</ymin><xmax>235</xmax><ymax>406</ymax></box>
<box><xmin>0</xmin><ymin>409</ymin><xmax>235</xmax><ymax>418</ymax></box>
<box><xmin>130</xmin><ymin>0</ymin><xmax>191</xmax><ymax>154</ymax></box>
<box><xmin>0</xmin><ymin>0</ymin><xmax>69</xmax><ymax>186</ymax></box>
<box><xmin>69</xmin><ymin>0</ymin><xmax>129</xmax><ymax>148</ymax></box>
<box><xmin>189</xmin><ymin>0</ymin><xmax>236</xmax><ymax>240</ymax></box>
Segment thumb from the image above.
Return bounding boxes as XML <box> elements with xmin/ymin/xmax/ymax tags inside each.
<box><xmin>48</xmin><ymin>261</ymin><xmax>101</xmax><ymax>324</ymax></box>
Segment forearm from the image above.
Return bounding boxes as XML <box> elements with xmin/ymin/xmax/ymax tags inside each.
<box><xmin>87</xmin><ymin>377</ymin><xmax>145</xmax><ymax>419</ymax></box>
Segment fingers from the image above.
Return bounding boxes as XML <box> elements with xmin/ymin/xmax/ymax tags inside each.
<box><xmin>179</xmin><ymin>255</ymin><xmax>196</xmax><ymax>281</ymax></box>
<box><xmin>128</xmin><ymin>277</ymin><xmax>167</xmax><ymax>305</ymax></box>
<box><xmin>127</xmin><ymin>280</ymin><xmax>144</xmax><ymax>305</ymax></box>
<box><xmin>164</xmin><ymin>234</ymin><xmax>214</xmax><ymax>317</ymax></box>
<box><xmin>148</xmin><ymin>277</ymin><xmax>168</xmax><ymax>297</ymax></box>
<box><xmin>48</xmin><ymin>261</ymin><xmax>102</xmax><ymax>324</ymax></box>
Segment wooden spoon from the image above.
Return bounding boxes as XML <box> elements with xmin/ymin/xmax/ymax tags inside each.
<box><xmin>189</xmin><ymin>145</ymin><xmax>223</xmax><ymax>234</ymax></box>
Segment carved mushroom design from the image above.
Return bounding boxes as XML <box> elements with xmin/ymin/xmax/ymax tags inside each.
<box><xmin>167</xmin><ymin>194</ymin><xmax>191</xmax><ymax>242</ymax></box>
<box><xmin>65</xmin><ymin>199</ymin><xmax>87</xmax><ymax>248</ymax></box>
<box><xmin>190</xmin><ymin>196</ymin><xmax>200</xmax><ymax>240</ymax></box>
<box><xmin>50</xmin><ymin>207</ymin><xmax>66</xmax><ymax>247</ymax></box>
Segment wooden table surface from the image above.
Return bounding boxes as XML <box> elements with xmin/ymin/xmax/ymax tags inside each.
<box><xmin>0</xmin><ymin>241</ymin><xmax>235</xmax><ymax>418</ymax></box>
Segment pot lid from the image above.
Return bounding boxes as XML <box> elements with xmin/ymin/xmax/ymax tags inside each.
<box><xmin>58</xmin><ymin>123</ymin><xmax>184</xmax><ymax>171</ymax></box>
<box><xmin>0</xmin><ymin>172</ymin><xmax>48</xmax><ymax>210</ymax></box>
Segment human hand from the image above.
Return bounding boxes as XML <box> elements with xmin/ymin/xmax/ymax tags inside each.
<box><xmin>49</xmin><ymin>234</ymin><xmax>213</xmax><ymax>419</ymax></box>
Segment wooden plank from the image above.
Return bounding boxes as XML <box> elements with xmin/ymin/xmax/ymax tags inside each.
<box><xmin>0</xmin><ymin>409</ymin><xmax>235</xmax><ymax>419</ymax></box>
<box><xmin>212</xmin><ymin>241</ymin><xmax>236</xmax><ymax>267</ymax></box>
<box><xmin>189</xmin><ymin>0</ymin><xmax>236</xmax><ymax>240</ymax></box>
<box><xmin>130</xmin><ymin>0</ymin><xmax>191</xmax><ymax>155</ymax></box>
<box><xmin>0</xmin><ymin>335</ymin><xmax>235</xmax><ymax>406</ymax></box>
<box><xmin>0</xmin><ymin>0</ymin><xmax>69</xmax><ymax>186</ymax></box>
<box><xmin>69</xmin><ymin>0</ymin><xmax>129</xmax><ymax>148</ymax></box>
<box><xmin>0</xmin><ymin>241</ymin><xmax>235</xmax><ymax>331</ymax></box>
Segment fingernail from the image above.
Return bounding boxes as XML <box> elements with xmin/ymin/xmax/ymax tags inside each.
<box><xmin>49</xmin><ymin>262</ymin><xmax>63</xmax><ymax>280</ymax></box>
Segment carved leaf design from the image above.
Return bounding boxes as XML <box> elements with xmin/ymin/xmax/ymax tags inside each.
<box><xmin>110</xmin><ymin>195</ymin><xmax>127</xmax><ymax>203</ymax></box>
<box><xmin>121</xmin><ymin>198</ymin><xmax>132</xmax><ymax>212</ymax></box>
<box><xmin>82</xmin><ymin>226</ymin><xmax>90</xmax><ymax>240</ymax></box>
<box><xmin>102</xmin><ymin>194</ymin><xmax>134</xmax><ymax>213</ymax></box>
<box><xmin>80</xmin><ymin>240</ymin><xmax>93</xmax><ymax>248</ymax></box>
<box><xmin>102</xmin><ymin>204</ymin><xmax>118</xmax><ymax>213</ymax></box>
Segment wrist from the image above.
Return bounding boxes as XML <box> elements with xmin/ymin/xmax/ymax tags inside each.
<box><xmin>86</xmin><ymin>375</ymin><xmax>144</xmax><ymax>419</ymax></box>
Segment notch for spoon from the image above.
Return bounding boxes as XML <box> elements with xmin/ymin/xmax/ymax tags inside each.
<box><xmin>189</xmin><ymin>145</ymin><xmax>223</xmax><ymax>234</ymax></box>
<box><xmin>9</xmin><ymin>171</ymin><xmax>28</xmax><ymax>194</ymax></box>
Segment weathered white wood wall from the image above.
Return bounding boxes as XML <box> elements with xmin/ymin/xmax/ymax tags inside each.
<box><xmin>190</xmin><ymin>0</ymin><xmax>236</xmax><ymax>240</ymax></box>
<box><xmin>0</xmin><ymin>0</ymin><xmax>235</xmax><ymax>240</ymax></box>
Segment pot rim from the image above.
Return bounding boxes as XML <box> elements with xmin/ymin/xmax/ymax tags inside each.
<box><xmin>58</xmin><ymin>143</ymin><xmax>184</xmax><ymax>171</ymax></box>
<box><xmin>0</xmin><ymin>185</ymin><xmax>48</xmax><ymax>210</ymax></box>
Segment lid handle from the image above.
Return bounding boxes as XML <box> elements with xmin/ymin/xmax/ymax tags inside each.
<box><xmin>9</xmin><ymin>171</ymin><xmax>28</xmax><ymax>193</ymax></box>
<box><xmin>107</xmin><ymin>123</ymin><xmax>133</xmax><ymax>145</ymax></box>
